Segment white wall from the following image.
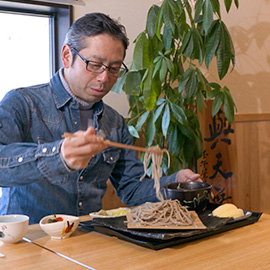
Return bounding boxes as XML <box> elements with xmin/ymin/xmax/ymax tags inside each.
<box><xmin>219</xmin><ymin>0</ymin><xmax>270</xmax><ymax>114</ymax></box>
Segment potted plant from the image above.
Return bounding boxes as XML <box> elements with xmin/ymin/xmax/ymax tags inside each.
<box><xmin>112</xmin><ymin>0</ymin><xmax>238</xmax><ymax>175</ymax></box>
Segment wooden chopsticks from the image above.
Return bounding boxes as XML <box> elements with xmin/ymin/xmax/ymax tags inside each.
<box><xmin>62</xmin><ymin>132</ymin><xmax>163</xmax><ymax>154</ymax></box>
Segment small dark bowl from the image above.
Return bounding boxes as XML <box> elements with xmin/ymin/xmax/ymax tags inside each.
<box><xmin>164</xmin><ymin>182</ymin><xmax>212</xmax><ymax>212</ymax></box>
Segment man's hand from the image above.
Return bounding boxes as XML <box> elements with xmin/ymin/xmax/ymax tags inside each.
<box><xmin>61</xmin><ymin>126</ymin><xmax>107</xmax><ymax>170</ymax></box>
<box><xmin>176</xmin><ymin>169</ymin><xmax>202</xmax><ymax>183</ymax></box>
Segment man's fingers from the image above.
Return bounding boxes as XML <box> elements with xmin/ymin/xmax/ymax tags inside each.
<box><xmin>177</xmin><ymin>169</ymin><xmax>202</xmax><ymax>183</ymax></box>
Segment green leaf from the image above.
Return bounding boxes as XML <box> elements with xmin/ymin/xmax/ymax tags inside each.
<box><xmin>145</xmin><ymin>112</ymin><xmax>155</xmax><ymax>146</ymax></box>
<box><xmin>128</xmin><ymin>126</ymin><xmax>140</xmax><ymax>138</ymax></box>
<box><xmin>142</xmin><ymin>77</ymin><xmax>156</xmax><ymax>111</ymax></box>
<box><xmin>210</xmin><ymin>0</ymin><xmax>221</xmax><ymax>17</ymax></box>
<box><xmin>156</xmin><ymin>98</ymin><xmax>165</xmax><ymax>106</ymax></box>
<box><xmin>159</xmin><ymin>58</ymin><xmax>168</xmax><ymax>82</ymax></box>
<box><xmin>212</xmin><ymin>92</ymin><xmax>224</xmax><ymax>117</ymax></box>
<box><xmin>194</xmin><ymin>0</ymin><xmax>203</xmax><ymax>22</ymax></box>
<box><xmin>153</xmin><ymin>102</ymin><xmax>165</xmax><ymax>122</ymax></box>
<box><xmin>167</xmin><ymin>0</ymin><xmax>180</xmax><ymax>13</ymax></box>
<box><xmin>179</xmin><ymin>68</ymin><xmax>192</xmax><ymax>93</ymax></box>
<box><xmin>162</xmin><ymin>103</ymin><xmax>170</xmax><ymax>138</ymax></box>
<box><xmin>183</xmin><ymin>69</ymin><xmax>198</xmax><ymax>99</ymax></box>
<box><xmin>146</xmin><ymin>5</ymin><xmax>159</xmax><ymax>39</ymax></box>
<box><xmin>196</xmin><ymin>90</ymin><xmax>204</xmax><ymax>114</ymax></box>
<box><xmin>223</xmin><ymin>86</ymin><xmax>236</xmax><ymax>123</ymax></box>
<box><xmin>142</xmin><ymin>67</ymin><xmax>161</xmax><ymax>110</ymax></box>
<box><xmin>169</xmin><ymin>102</ymin><xmax>188</xmax><ymax>125</ymax></box>
<box><xmin>163</xmin><ymin>25</ymin><xmax>173</xmax><ymax>50</ymax></box>
<box><xmin>155</xmin><ymin>2</ymin><xmax>164</xmax><ymax>40</ymax></box>
<box><xmin>224</xmin><ymin>0</ymin><xmax>232</xmax><ymax>12</ymax></box>
<box><xmin>184</xmin><ymin>0</ymin><xmax>192</xmax><ymax>23</ymax></box>
<box><xmin>165</xmin><ymin>57</ymin><xmax>174</xmax><ymax>72</ymax></box>
<box><xmin>193</xmin><ymin>28</ymin><xmax>204</xmax><ymax>64</ymax></box>
<box><xmin>207</xmin><ymin>87</ymin><xmax>221</xmax><ymax>99</ymax></box>
<box><xmin>123</xmin><ymin>71</ymin><xmax>141</xmax><ymax>95</ymax></box>
<box><xmin>162</xmin><ymin>0</ymin><xmax>175</xmax><ymax>34</ymax></box>
<box><xmin>205</xmin><ymin>20</ymin><xmax>220</xmax><ymax>68</ymax></box>
<box><xmin>182</xmin><ymin>31</ymin><xmax>194</xmax><ymax>58</ymax></box>
<box><xmin>133</xmin><ymin>33</ymin><xmax>148</xmax><ymax>70</ymax></box>
<box><xmin>183</xmin><ymin>138</ymin><xmax>195</xmax><ymax>165</ymax></box>
<box><xmin>196</xmin><ymin>68</ymin><xmax>211</xmax><ymax>93</ymax></box>
<box><xmin>152</xmin><ymin>55</ymin><xmax>162</xmax><ymax>78</ymax></box>
<box><xmin>168</xmin><ymin>125</ymin><xmax>183</xmax><ymax>156</ymax></box>
<box><xmin>216</xmin><ymin>21</ymin><xmax>235</xmax><ymax>79</ymax></box>
<box><xmin>110</xmin><ymin>72</ymin><xmax>127</xmax><ymax>94</ymax></box>
<box><xmin>181</xmin><ymin>30</ymin><xmax>192</xmax><ymax>55</ymax></box>
<box><xmin>181</xmin><ymin>28</ymin><xmax>203</xmax><ymax>62</ymax></box>
<box><xmin>180</xmin><ymin>124</ymin><xmax>194</xmax><ymax>139</ymax></box>
<box><xmin>203</xmin><ymin>0</ymin><xmax>213</xmax><ymax>35</ymax></box>
<box><xmin>135</xmin><ymin>111</ymin><xmax>149</xmax><ymax>130</ymax></box>
<box><xmin>209</xmin><ymin>82</ymin><xmax>221</xmax><ymax>89</ymax></box>
<box><xmin>234</xmin><ymin>0</ymin><xmax>239</xmax><ymax>8</ymax></box>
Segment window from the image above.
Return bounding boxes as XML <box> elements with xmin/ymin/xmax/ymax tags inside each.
<box><xmin>0</xmin><ymin>0</ymin><xmax>72</xmax><ymax>99</ymax></box>
<box><xmin>0</xmin><ymin>1</ymin><xmax>72</xmax><ymax>197</ymax></box>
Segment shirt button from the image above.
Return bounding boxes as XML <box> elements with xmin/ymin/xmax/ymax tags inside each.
<box><xmin>74</xmin><ymin>121</ymin><xmax>78</xmax><ymax>125</ymax></box>
<box><xmin>79</xmin><ymin>202</ymin><xmax>83</xmax><ymax>207</ymax></box>
<box><xmin>42</xmin><ymin>148</ymin><xmax>47</xmax><ymax>153</ymax></box>
<box><xmin>110</xmin><ymin>157</ymin><xmax>113</xmax><ymax>161</ymax></box>
<box><xmin>80</xmin><ymin>176</ymin><xmax>84</xmax><ymax>181</ymax></box>
<box><xmin>18</xmin><ymin>157</ymin><xmax>23</xmax><ymax>162</ymax></box>
<box><xmin>52</xmin><ymin>146</ymin><xmax>56</xmax><ymax>152</ymax></box>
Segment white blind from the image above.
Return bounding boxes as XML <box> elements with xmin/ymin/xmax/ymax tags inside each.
<box><xmin>34</xmin><ymin>0</ymin><xmax>85</xmax><ymax>6</ymax></box>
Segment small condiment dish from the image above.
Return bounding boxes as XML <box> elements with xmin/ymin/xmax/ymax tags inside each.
<box><xmin>0</xmin><ymin>214</ymin><xmax>29</xmax><ymax>244</ymax></box>
<box><xmin>39</xmin><ymin>214</ymin><xmax>80</xmax><ymax>239</ymax></box>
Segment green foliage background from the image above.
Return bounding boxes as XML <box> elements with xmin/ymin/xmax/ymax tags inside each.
<box><xmin>112</xmin><ymin>0</ymin><xmax>238</xmax><ymax>176</ymax></box>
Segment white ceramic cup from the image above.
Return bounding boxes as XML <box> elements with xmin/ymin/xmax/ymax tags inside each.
<box><xmin>0</xmin><ymin>214</ymin><xmax>29</xmax><ymax>244</ymax></box>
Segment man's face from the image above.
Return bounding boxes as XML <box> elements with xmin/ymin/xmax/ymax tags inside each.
<box><xmin>62</xmin><ymin>34</ymin><xmax>125</xmax><ymax>103</ymax></box>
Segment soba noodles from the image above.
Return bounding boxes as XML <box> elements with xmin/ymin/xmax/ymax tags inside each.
<box><xmin>140</xmin><ymin>145</ymin><xmax>170</xmax><ymax>201</ymax></box>
<box><xmin>132</xmin><ymin>146</ymin><xmax>193</xmax><ymax>227</ymax></box>
<box><xmin>129</xmin><ymin>200</ymin><xmax>193</xmax><ymax>226</ymax></box>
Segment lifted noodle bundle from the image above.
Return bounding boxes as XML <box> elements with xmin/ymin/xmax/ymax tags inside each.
<box><xmin>140</xmin><ymin>145</ymin><xmax>170</xmax><ymax>202</ymax></box>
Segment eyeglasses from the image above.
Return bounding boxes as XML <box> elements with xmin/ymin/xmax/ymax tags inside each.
<box><xmin>71</xmin><ymin>47</ymin><xmax>128</xmax><ymax>78</ymax></box>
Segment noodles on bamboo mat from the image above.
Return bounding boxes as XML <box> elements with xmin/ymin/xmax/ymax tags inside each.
<box><xmin>135</xmin><ymin>146</ymin><xmax>205</xmax><ymax>229</ymax></box>
<box><xmin>126</xmin><ymin>200</ymin><xmax>206</xmax><ymax>230</ymax></box>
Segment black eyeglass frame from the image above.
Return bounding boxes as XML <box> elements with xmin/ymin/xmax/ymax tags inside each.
<box><xmin>71</xmin><ymin>47</ymin><xmax>128</xmax><ymax>77</ymax></box>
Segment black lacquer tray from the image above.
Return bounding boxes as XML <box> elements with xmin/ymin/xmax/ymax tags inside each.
<box><xmin>80</xmin><ymin>203</ymin><xmax>262</xmax><ymax>250</ymax></box>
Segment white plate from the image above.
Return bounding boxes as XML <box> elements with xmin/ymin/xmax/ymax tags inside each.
<box><xmin>228</xmin><ymin>211</ymin><xmax>252</xmax><ymax>222</ymax></box>
<box><xmin>89</xmin><ymin>207</ymin><xmax>130</xmax><ymax>218</ymax></box>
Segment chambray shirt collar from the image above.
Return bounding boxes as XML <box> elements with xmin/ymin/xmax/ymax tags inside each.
<box><xmin>50</xmin><ymin>69</ymin><xmax>104</xmax><ymax>116</ymax></box>
<box><xmin>50</xmin><ymin>70</ymin><xmax>72</xmax><ymax>109</ymax></box>
<box><xmin>59</xmin><ymin>68</ymin><xmax>95</xmax><ymax>109</ymax></box>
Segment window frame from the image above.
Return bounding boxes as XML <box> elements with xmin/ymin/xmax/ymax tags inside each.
<box><xmin>0</xmin><ymin>0</ymin><xmax>73</xmax><ymax>76</ymax></box>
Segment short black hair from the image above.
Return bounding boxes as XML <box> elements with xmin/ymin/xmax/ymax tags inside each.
<box><xmin>64</xmin><ymin>13</ymin><xmax>129</xmax><ymax>60</ymax></box>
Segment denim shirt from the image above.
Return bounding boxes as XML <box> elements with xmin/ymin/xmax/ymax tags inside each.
<box><xmin>0</xmin><ymin>71</ymin><xmax>177</xmax><ymax>224</ymax></box>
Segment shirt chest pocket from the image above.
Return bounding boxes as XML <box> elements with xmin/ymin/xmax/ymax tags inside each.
<box><xmin>90</xmin><ymin>148</ymin><xmax>121</xmax><ymax>188</ymax></box>
<box><xmin>102</xmin><ymin>148</ymin><xmax>120</xmax><ymax>165</ymax></box>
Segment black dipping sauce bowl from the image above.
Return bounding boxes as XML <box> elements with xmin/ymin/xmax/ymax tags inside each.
<box><xmin>164</xmin><ymin>182</ymin><xmax>212</xmax><ymax>212</ymax></box>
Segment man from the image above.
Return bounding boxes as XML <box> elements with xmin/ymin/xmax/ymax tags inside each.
<box><xmin>0</xmin><ymin>13</ymin><xmax>201</xmax><ymax>224</ymax></box>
